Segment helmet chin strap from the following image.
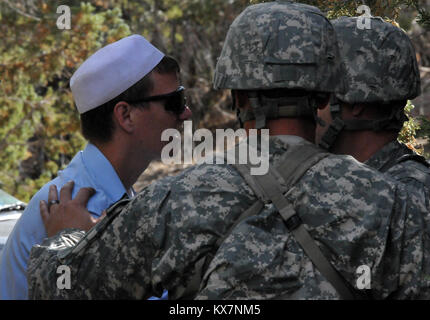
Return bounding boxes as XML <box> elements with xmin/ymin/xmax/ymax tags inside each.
<box><xmin>318</xmin><ymin>97</ymin><xmax>345</xmax><ymax>150</ymax></box>
<box><xmin>248</xmin><ymin>91</ymin><xmax>267</xmax><ymax>129</ymax></box>
<box><xmin>230</xmin><ymin>91</ymin><xmax>244</xmax><ymax>128</ymax></box>
<box><xmin>235</xmin><ymin>91</ymin><xmax>319</xmax><ymax>129</ymax></box>
<box><xmin>318</xmin><ymin>97</ymin><xmax>407</xmax><ymax>151</ymax></box>
<box><xmin>314</xmin><ymin>114</ymin><xmax>326</xmax><ymax>127</ymax></box>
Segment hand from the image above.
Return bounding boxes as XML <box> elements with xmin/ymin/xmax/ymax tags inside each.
<box><xmin>40</xmin><ymin>181</ymin><xmax>106</xmax><ymax>237</ymax></box>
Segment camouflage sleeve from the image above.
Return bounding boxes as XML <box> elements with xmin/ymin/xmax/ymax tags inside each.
<box><xmin>27</xmin><ymin>185</ymin><xmax>170</xmax><ymax>299</ymax></box>
<box><xmin>380</xmin><ymin>182</ymin><xmax>430</xmax><ymax>299</ymax></box>
<box><xmin>27</xmin><ymin>163</ymin><xmax>256</xmax><ymax>299</ymax></box>
<box><xmin>27</xmin><ymin>229</ymin><xmax>86</xmax><ymax>299</ymax></box>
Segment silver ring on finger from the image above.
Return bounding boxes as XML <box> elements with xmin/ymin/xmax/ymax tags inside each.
<box><xmin>48</xmin><ymin>199</ymin><xmax>60</xmax><ymax>210</ymax></box>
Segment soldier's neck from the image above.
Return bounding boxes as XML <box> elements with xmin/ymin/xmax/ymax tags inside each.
<box><xmin>244</xmin><ymin>118</ymin><xmax>315</xmax><ymax>143</ymax></box>
<box><xmin>330</xmin><ymin>130</ymin><xmax>398</xmax><ymax>162</ymax></box>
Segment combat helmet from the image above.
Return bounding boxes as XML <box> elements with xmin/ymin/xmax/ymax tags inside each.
<box><xmin>318</xmin><ymin>16</ymin><xmax>421</xmax><ymax>150</ymax></box>
<box><xmin>214</xmin><ymin>0</ymin><xmax>346</xmax><ymax>128</ymax></box>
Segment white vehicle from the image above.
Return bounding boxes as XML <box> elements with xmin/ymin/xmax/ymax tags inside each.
<box><xmin>0</xmin><ymin>189</ymin><xmax>26</xmax><ymax>260</ymax></box>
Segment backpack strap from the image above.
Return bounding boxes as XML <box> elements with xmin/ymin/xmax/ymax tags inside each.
<box><xmin>233</xmin><ymin>142</ymin><xmax>357</xmax><ymax>300</ymax></box>
<box><xmin>275</xmin><ymin>143</ymin><xmax>333</xmax><ymax>187</ymax></box>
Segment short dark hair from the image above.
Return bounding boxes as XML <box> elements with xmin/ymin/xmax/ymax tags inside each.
<box><xmin>80</xmin><ymin>55</ymin><xmax>180</xmax><ymax>144</ymax></box>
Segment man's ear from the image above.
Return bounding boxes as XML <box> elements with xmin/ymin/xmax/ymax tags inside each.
<box><xmin>113</xmin><ymin>101</ymin><xmax>134</xmax><ymax>133</ymax></box>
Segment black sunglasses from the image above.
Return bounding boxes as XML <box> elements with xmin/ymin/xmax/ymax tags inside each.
<box><xmin>128</xmin><ymin>86</ymin><xmax>187</xmax><ymax>116</ymax></box>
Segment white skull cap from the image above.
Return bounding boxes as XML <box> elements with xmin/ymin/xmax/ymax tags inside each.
<box><xmin>70</xmin><ymin>34</ymin><xmax>164</xmax><ymax>113</ymax></box>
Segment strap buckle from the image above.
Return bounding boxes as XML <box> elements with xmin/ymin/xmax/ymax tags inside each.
<box><xmin>330</xmin><ymin>102</ymin><xmax>341</xmax><ymax>114</ymax></box>
<box><xmin>284</xmin><ymin>214</ymin><xmax>303</xmax><ymax>231</ymax></box>
<box><xmin>319</xmin><ymin>117</ymin><xmax>345</xmax><ymax>150</ymax></box>
<box><xmin>248</xmin><ymin>92</ymin><xmax>266</xmax><ymax>129</ymax></box>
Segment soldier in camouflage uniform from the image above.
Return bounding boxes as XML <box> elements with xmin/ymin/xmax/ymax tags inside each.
<box><xmin>195</xmin><ymin>4</ymin><xmax>430</xmax><ymax>300</ymax></box>
<box><xmin>27</xmin><ymin>1</ymin><xmax>430</xmax><ymax>300</ymax></box>
<box><xmin>316</xmin><ymin>17</ymin><xmax>430</xmax><ymax>194</ymax></box>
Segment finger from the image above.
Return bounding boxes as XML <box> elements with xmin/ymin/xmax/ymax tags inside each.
<box><xmin>98</xmin><ymin>211</ymin><xmax>107</xmax><ymax>223</ymax></box>
<box><xmin>39</xmin><ymin>200</ymin><xmax>49</xmax><ymax>225</ymax></box>
<box><xmin>73</xmin><ymin>187</ymin><xmax>96</xmax><ymax>208</ymax></box>
<box><xmin>60</xmin><ymin>180</ymin><xmax>75</xmax><ymax>202</ymax></box>
<box><xmin>48</xmin><ymin>184</ymin><xmax>58</xmax><ymax>203</ymax></box>
<box><xmin>91</xmin><ymin>210</ymin><xmax>106</xmax><ymax>228</ymax></box>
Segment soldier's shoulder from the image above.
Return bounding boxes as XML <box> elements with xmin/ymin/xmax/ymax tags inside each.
<box><xmin>386</xmin><ymin>158</ymin><xmax>430</xmax><ymax>190</ymax></box>
<box><xmin>159</xmin><ymin>163</ymin><xmax>247</xmax><ymax>192</ymax></box>
<box><xmin>138</xmin><ymin>162</ymin><xmax>255</xmax><ymax>210</ymax></box>
<box><xmin>312</xmin><ymin>153</ymin><xmax>397</xmax><ymax>186</ymax></box>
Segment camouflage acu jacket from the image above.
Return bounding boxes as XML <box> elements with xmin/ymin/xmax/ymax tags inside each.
<box><xmin>365</xmin><ymin>140</ymin><xmax>430</xmax><ymax>193</ymax></box>
<box><xmin>27</xmin><ymin>136</ymin><xmax>430</xmax><ymax>299</ymax></box>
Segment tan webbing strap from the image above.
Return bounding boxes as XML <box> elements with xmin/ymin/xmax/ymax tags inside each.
<box><xmin>233</xmin><ymin>143</ymin><xmax>355</xmax><ymax>299</ymax></box>
<box><xmin>250</xmin><ymin>172</ymin><xmax>354</xmax><ymax>300</ymax></box>
<box><xmin>276</xmin><ymin>144</ymin><xmax>330</xmax><ymax>188</ymax></box>
<box><xmin>234</xmin><ymin>162</ymin><xmax>271</xmax><ymax>203</ymax></box>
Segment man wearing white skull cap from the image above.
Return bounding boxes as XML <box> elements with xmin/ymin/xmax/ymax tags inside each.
<box><xmin>0</xmin><ymin>34</ymin><xmax>192</xmax><ymax>300</ymax></box>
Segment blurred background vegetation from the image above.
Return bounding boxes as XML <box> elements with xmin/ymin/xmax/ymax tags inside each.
<box><xmin>0</xmin><ymin>0</ymin><xmax>429</xmax><ymax>201</ymax></box>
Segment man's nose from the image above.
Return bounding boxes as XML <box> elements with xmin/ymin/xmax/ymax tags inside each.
<box><xmin>179</xmin><ymin>106</ymin><xmax>192</xmax><ymax>120</ymax></box>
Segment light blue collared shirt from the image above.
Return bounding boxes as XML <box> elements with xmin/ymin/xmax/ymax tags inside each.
<box><xmin>0</xmin><ymin>143</ymin><xmax>130</xmax><ymax>299</ymax></box>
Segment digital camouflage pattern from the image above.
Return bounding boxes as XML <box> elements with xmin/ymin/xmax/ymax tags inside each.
<box><xmin>27</xmin><ymin>136</ymin><xmax>430</xmax><ymax>299</ymax></box>
<box><xmin>213</xmin><ymin>1</ymin><xmax>346</xmax><ymax>94</ymax></box>
<box><xmin>332</xmin><ymin>17</ymin><xmax>421</xmax><ymax>104</ymax></box>
<box><xmin>196</xmin><ymin>139</ymin><xmax>430</xmax><ymax>300</ymax></box>
<box><xmin>26</xmin><ymin>1</ymin><xmax>430</xmax><ymax>300</ymax></box>
<box><xmin>365</xmin><ymin>140</ymin><xmax>430</xmax><ymax>201</ymax></box>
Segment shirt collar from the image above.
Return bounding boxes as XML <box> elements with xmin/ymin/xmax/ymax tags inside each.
<box><xmin>274</xmin><ymin>135</ymin><xmax>309</xmax><ymax>145</ymax></box>
<box><xmin>365</xmin><ymin>140</ymin><xmax>406</xmax><ymax>171</ymax></box>
<box><xmin>81</xmin><ymin>143</ymin><xmax>127</xmax><ymax>203</ymax></box>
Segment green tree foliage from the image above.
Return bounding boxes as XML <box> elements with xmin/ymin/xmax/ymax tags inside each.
<box><xmin>398</xmin><ymin>101</ymin><xmax>424</xmax><ymax>155</ymax></box>
<box><xmin>0</xmin><ymin>1</ymin><xmax>130</xmax><ymax>200</ymax></box>
<box><xmin>0</xmin><ymin>0</ymin><xmax>250</xmax><ymax>201</ymax></box>
<box><xmin>1</xmin><ymin>0</ymin><xmax>428</xmax><ymax>201</ymax></box>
